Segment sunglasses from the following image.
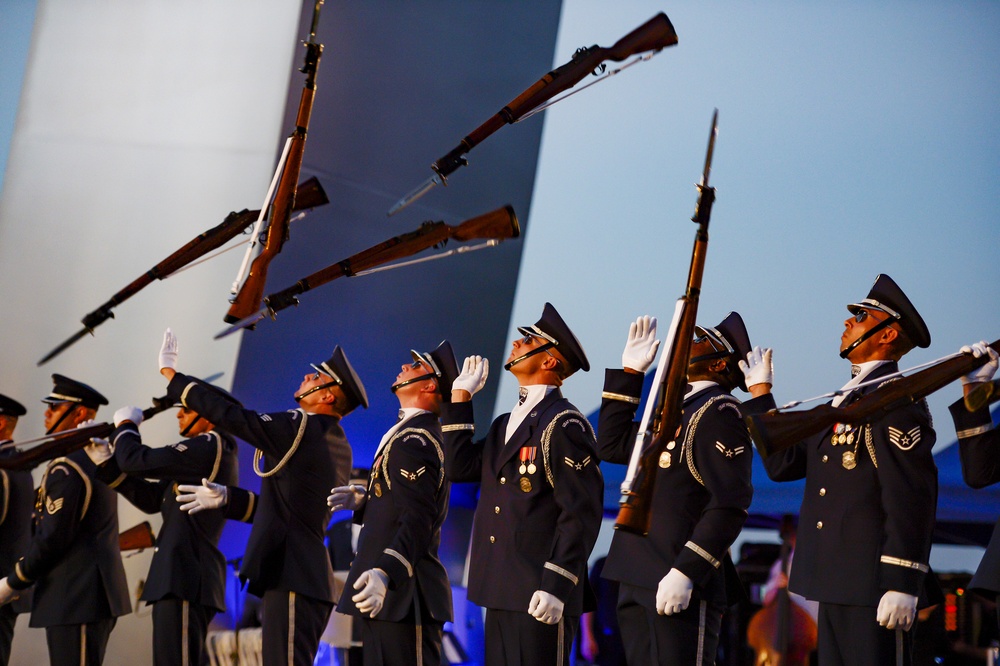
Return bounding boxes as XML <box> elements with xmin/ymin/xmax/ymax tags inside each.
<box><xmin>853</xmin><ymin>309</ymin><xmax>884</xmax><ymax>324</ymax></box>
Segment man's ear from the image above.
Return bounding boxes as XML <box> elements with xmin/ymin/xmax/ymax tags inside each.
<box><xmin>879</xmin><ymin>326</ymin><xmax>900</xmax><ymax>346</ymax></box>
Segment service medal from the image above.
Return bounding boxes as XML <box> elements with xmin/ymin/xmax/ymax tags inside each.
<box><xmin>519</xmin><ymin>464</ymin><xmax>527</xmax><ymax>474</ymax></box>
<box><xmin>519</xmin><ymin>477</ymin><xmax>532</xmax><ymax>493</ymax></box>
<box><xmin>527</xmin><ymin>463</ymin><xmax>537</xmax><ymax>474</ymax></box>
<box><xmin>842</xmin><ymin>450</ymin><xmax>857</xmax><ymax>470</ymax></box>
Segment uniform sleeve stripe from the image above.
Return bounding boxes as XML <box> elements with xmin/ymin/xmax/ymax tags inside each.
<box><xmin>107</xmin><ymin>473</ymin><xmax>128</xmax><ymax>489</ymax></box>
<box><xmin>957</xmin><ymin>424</ymin><xmax>994</xmax><ymax>439</ymax></box>
<box><xmin>241</xmin><ymin>492</ymin><xmax>257</xmax><ymax>523</ymax></box>
<box><xmin>14</xmin><ymin>561</ymin><xmax>32</xmax><ymax>584</ymax></box>
<box><xmin>880</xmin><ymin>555</ymin><xmax>929</xmax><ymax>573</ymax></box>
<box><xmin>385</xmin><ymin>548</ymin><xmax>413</xmax><ymax>577</ymax></box>
<box><xmin>685</xmin><ymin>541</ymin><xmax>721</xmax><ymax>569</ymax></box>
<box><xmin>0</xmin><ymin>470</ymin><xmax>8</xmax><ymax>526</ymax></box>
<box><xmin>601</xmin><ymin>391</ymin><xmax>640</xmax><ymax>405</ymax></box>
<box><xmin>544</xmin><ymin>562</ymin><xmax>579</xmax><ymax>585</ymax></box>
<box><xmin>441</xmin><ymin>423</ymin><xmax>474</xmax><ymax>432</ymax></box>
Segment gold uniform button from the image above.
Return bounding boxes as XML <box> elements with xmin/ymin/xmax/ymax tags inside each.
<box><xmin>494</xmin><ymin>506</ymin><xmax>500</xmax><ymax>514</ymax></box>
<box><xmin>819</xmin><ymin>488</ymin><xmax>826</xmax><ymax>496</ymax></box>
<box><xmin>822</xmin><ymin>455</ymin><xmax>829</xmax><ymax>463</ymax></box>
<box><xmin>500</xmin><ymin>477</ymin><xmax>506</xmax><ymax>485</ymax></box>
<box><xmin>490</xmin><ymin>536</ymin><xmax>495</xmax><ymax>543</ymax></box>
<box><xmin>816</xmin><ymin>521</ymin><xmax>823</xmax><ymax>529</ymax></box>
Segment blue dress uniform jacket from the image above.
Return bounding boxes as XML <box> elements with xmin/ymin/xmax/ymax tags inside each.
<box><xmin>0</xmin><ymin>445</ymin><xmax>34</xmax><ymax>613</ymax></box>
<box><xmin>93</xmin><ymin>424</ymin><xmax>239</xmax><ymax>611</ymax></box>
<box><xmin>338</xmin><ymin>413</ymin><xmax>452</xmax><ymax>624</ymax></box>
<box><xmin>762</xmin><ymin>362</ymin><xmax>938</xmax><ymax>606</ymax></box>
<box><xmin>950</xmin><ymin>397</ymin><xmax>1000</xmax><ymax>594</ymax></box>
<box><xmin>167</xmin><ymin>373</ymin><xmax>351</xmax><ymax>602</ymax></box>
<box><xmin>8</xmin><ymin>449</ymin><xmax>130</xmax><ymax>626</ymax></box>
<box><xmin>440</xmin><ymin>389</ymin><xmax>603</xmax><ymax>616</ymax></box>
<box><xmin>596</xmin><ymin>371</ymin><xmax>756</xmax><ymax>607</ymax></box>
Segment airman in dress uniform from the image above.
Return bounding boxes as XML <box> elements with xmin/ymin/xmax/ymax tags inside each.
<box><xmin>0</xmin><ymin>394</ymin><xmax>31</xmax><ymax>666</ymax></box>
<box><xmin>163</xmin><ymin>330</ymin><xmax>366</xmax><ymax>666</ymax></box>
<box><xmin>84</xmin><ymin>378</ymin><xmax>240</xmax><ymax>666</ymax></box>
<box><xmin>0</xmin><ymin>375</ymin><xmax>130</xmax><ymax>666</ymax></box>
<box><xmin>948</xmin><ymin>341</ymin><xmax>1000</xmax><ymax>628</ymax></box>
<box><xmin>441</xmin><ymin>303</ymin><xmax>604</xmax><ymax>666</ymax></box>
<box><xmin>329</xmin><ymin>340</ymin><xmax>459</xmax><ymax>665</ymax></box>
<box><xmin>760</xmin><ymin>274</ymin><xmax>937</xmax><ymax>666</ymax></box>
<box><xmin>596</xmin><ymin>312</ymin><xmax>773</xmax><ymax>665</ymax></box>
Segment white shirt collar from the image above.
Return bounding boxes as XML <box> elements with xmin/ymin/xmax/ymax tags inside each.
<box><xmin>505</xmin><ymin>384</ymin><xmax>556</xmax><ymax>443</ymax></box>
<box><xmin>685</xmin><ymin>380</ymin><xmax>718</xmax><ymax>400</ymax></box>
<box><xmin>832</xmin><ymin>360</ymin><xmax>892</xmax><ymax>407</ymax></box>
<box><xmin>375</xmin><ymin>407</ymin><xmax>431</xmax><ymax>458</ymax></box>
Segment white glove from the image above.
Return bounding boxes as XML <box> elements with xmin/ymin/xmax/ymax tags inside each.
<box><xmin>528</xmin><ymin>590</ymin><xmax>564</xmax><ymax>625</ymax></box>
<box><xmin>352</xmin><ymin>569</ymin><xmax>388</xmax><ymax>617</ymax></box>
<box><xmin>113</xmin><ymin>406</ymin><xmax>144</xmax><ymax>427</ymax></box>
<box><xmin>176</xmin><ymin>478</ymin><xmax>228</xmax><ymax>514</ymax></box>
<box><xmin>656</xmin><ymin>568</ymin><xmax>694</xmax><ymax>615</ymax></box>
<box><xmin>452</xmin><ymin>356</ymin><xmax>489</xmax><ymax>396</ymax></box>
<box><xmin>739</xmin><ymin>346</ymin><xmax>774</xmax><ymax>388</ymax></box>
<box><xmin>159</xmin><ymin>328</ymin><xmax>179</xmax><ymax>372</ymax></box>
<box><xmin>84</xmin><ymin>437</ymin><xmax>113</xmax><ymax>465</ymax></box>
<box><xmin>961</xmin><ymin>341</ymin><xmax>998</xmax><ymax>385</ymax></box>
<box><xmin>327</xmin><ymin>484</ymin><xmax>367</xmax><ymax>512</ymax></box>
<box><xmin>0</xmin><ymin>578</ymin><xmax>18</xmax><ymax>606</ymax></box>
<box><xmin>876</xmin><ymin>590</ymin><xmax>918</xmax><ymax>631</ymax></box>
<box><xmin>621</xmin><ymin>315</ymin><xmax>660</xmax><ymax>373</ymax></box>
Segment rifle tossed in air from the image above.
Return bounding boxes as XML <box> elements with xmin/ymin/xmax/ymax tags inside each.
<box><xmin>225</xmin><ymin>0</ymin><xmax>326</xmax><ymax>324</ymax></box>
<box><xmin>388</xmin><ymin>12</ymin><xmax>678</xmax><ymax>215</ymax></box>
<box><xmin>38</xmin><ymin>178</ymin><xmax>328</xmax><ymax>366</ymax></box>
<box><xmin>217</xmin><ymin>205</ymin><xmax>521</xmax><ymax>338</ymax></box>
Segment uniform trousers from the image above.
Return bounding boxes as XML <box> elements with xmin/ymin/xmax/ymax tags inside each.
<box><xmin>817</xmin><ymin>602</ymin><xmax>914</xmax><ymax>666</ymax></box>
<box><xmin>45</xmin><ymin>618</ymin><xmax>116</xmax><ymax>666</ymax></box>
<box><xmin>260</xmin><ymin>589</ymin><xmax>332</xmax><ymax>666</ymax></box>
<box><xmin>151</xmin><ymin>597</ymin><xmax>215</xmax><ymax>666</ymax></box>
<box><xmin>0</xmin><ymin>605</ymin><xmax>15</xmax><ymax>666</ymax></box>
<box><xmin>616</xmin><ymin>582</ymin><xmax>723</xmax><ymax>666</ymax></box>
<box><xmin>484</xmin><ymin>608</ymin><xmax>577</xmax><ymax>666</ymax></box>
<box><xmin>356</xmin><ymin>613</ymin><xmax>443</xmax><ymax>666</ymax></box>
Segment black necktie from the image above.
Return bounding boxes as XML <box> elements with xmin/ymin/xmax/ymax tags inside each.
<box><xmin>851</xmin><ymin>365</ymin><xmax>861</xmax><ymax>378</ymax></box>
<box><xmin>518</xmin><ymin>388</ymin><xmax>528</xmax><ymax>406</ymax></box>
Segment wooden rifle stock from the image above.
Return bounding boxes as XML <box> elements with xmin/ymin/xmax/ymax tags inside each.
<box><xmin>119</xmin><ymin>521</ymin><xmax>155</xmax><ymax>552</ymax></box>
<box><xmin>615</xmin><ymin>112</ymin><xmax>717</xmax><ymax>535</ymax></box>
<box><xmin>432</xmin><ymin>13</ymin><xmax>678</xmax><ymax>179</ymax></box>
<box><xmin>966</xmin><ymin>378</ymin><xmax>1000</xmax><ymax>412</ymax></box>
<box><xmin>748</xmin><ymin>338</ymin><xmax>1000</xmax><ymax>458</ymax></box>
<box><xmin>0</xmin><ymin>394</ymin><xmax>174</xmax><ymax>470</ymax></box>
<box><xmin>262</xmin><ymin>205</ymin><xmax>520</xmax><ymax>315</ymax></box>
<box><xmin>225</xmin><ymin>2</ymin><xmax>325</xmax><ymax>324</ymax></box>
